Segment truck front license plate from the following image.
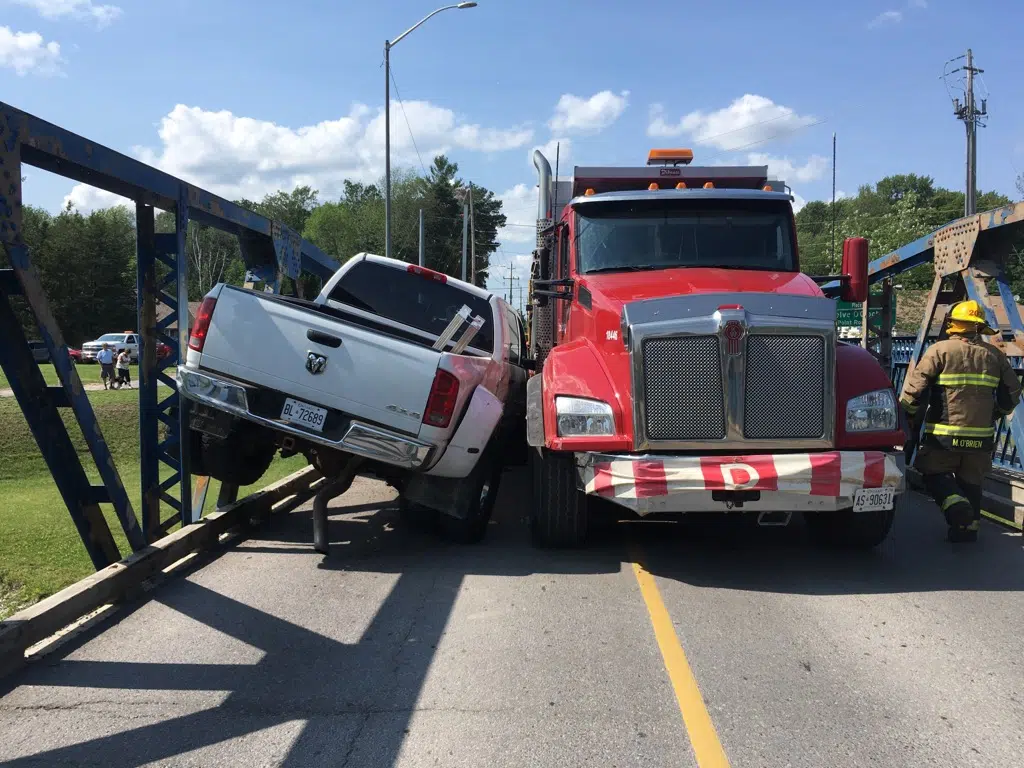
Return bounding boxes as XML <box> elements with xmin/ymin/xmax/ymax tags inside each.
<box><xmin>853</xmin><ymin>486</ymin><xmax>895</xmax><ymax>513</ymax></box>
<box><xmin>281</xmin><ymin>397</ymin><xmax>327</xmax><ymax>433</ymax></box>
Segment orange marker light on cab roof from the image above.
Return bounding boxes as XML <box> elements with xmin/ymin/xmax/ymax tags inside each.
<box><xmin>703</xmin><ymin>182</ymin><xmax>714</xmax><ymax>189</ymax></box>
<box><xmin>762</xmin><ymin>185</ymin><xmax>772</xmax><ymax>191</ymax></box>
<box><xmin>676</xmin><ymin>182</ymin><xmax>687</xmax><ymax>189</ymax></box>
<box><xmin>584</xmin><ymin>188</ymin><xmax>596</xmax><ymax>196</ymax></box>
<box><xmin>648</xmin><ymin>183</ymin><xmax>659</xmax><ymax>191</ymax></box>
<box><xmin>647</xmin><ymin>148</ymin><xmax>694</xmax><ymax>166</ymax></box>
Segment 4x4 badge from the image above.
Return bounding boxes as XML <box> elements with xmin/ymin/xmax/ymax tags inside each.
<box><xmin>306</xmin><ymin>351</ymin><xmax>327</xmax><ymax>374</ymax></box>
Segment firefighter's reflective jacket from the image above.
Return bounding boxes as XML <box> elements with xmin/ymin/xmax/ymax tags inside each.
<box><xmin>900</xmin><ymin>335</ymin><xmax>1022</xmax><ymax>452</ymax></box>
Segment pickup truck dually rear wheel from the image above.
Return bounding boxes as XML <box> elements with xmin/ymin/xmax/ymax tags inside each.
<box><xmin>530</xmin><ymin>448</ymin><xmax>588</xmax><ymax>548</ymax></box>
<box><xmin>438</xmin><ymin>450</ymin><xmax>503</xmax><ymax>545</ymax></box>
<box><xmin>189</xmin><ymin>423</ymin><xmax>277</xmax><ymax>487</ymax></box>
<box><xmin>804</xmin><ymin>506</ymin><xmax>895</xmax><ymax>549</ymax></box>
<box><xmin>397</xmin><ymin>448</ymin><xmax>503</xmax><ymax>545</ymax></box>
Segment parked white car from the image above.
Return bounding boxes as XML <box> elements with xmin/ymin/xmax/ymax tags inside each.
<box><xmin>177</xmin><ymin>253</ymin><xmax>529</xmax><ymax>542</ymax></box>
<box><xmin>80</xmin><ymin>332</ymin><xmax>140</xmax><ymax>363</ymax></box>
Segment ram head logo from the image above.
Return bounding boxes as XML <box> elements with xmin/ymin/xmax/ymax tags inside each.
<box><xmin>305</xmin><ymin>351</ymin><xmax>328</xmax><ymax>375</ymax></box>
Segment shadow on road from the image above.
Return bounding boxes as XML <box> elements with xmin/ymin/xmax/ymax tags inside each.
<box><xmin>1</xmin><ymin>466</ymin><xmax>1020</xmax><ymax>766</ymax></box>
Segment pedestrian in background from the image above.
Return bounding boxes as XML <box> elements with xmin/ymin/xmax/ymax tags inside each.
<box><xmin>114</xmin><ymin>348</ymin><xmax>132</xmax><ymax>389</ymax></box>
<box><xmin>900</xmin><ymin>300</ymin><xmax>1021</xmax><ymax>542</ymax></box>
<box><xmin>96</xmin><ymin>343</ymin><xmax>115</xmax><ymax>390</ymax></box>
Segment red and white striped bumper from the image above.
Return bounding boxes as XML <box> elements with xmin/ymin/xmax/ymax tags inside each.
<box><xmin>577</xmin><ymin>451</ymin><xmax>906</xmax><ymax>516</ymax></box>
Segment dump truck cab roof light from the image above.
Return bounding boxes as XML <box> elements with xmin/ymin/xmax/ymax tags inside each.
<box><xmin>647</xmin><ymin>148</ymin><xmax>694</xmax><ymax>166</ymax></box>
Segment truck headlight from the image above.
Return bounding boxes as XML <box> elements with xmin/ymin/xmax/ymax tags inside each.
<box><xmin>846</xmin><ymin>389</ymin><xmax>897</xmax><ymax>432</ymax></box>
<box><xmin>555</xmin><ymin>396</ymin><xmax>615</xmax><ymax>437</ymax></box>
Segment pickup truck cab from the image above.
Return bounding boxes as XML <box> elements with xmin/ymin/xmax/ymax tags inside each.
<box><xmin>178</xmin><ymin>253</ymin><xmax>528</xmax><ymax>542</ymax></box>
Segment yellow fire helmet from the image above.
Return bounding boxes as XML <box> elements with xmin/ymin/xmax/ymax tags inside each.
<box><xmin>947</xmin><ymin>300</ymin><xmax>997</xmax><ymax>335</ymax></box>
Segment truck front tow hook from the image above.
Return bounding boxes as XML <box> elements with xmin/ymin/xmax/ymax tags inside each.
<box><xmin>756</xmin><ymin>510</ymin><xmax>793</xmax><ymax>527</ymax></box>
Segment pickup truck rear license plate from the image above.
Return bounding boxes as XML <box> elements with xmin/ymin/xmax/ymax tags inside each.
<box><xmin>281</xmin><ymin>397</ymin><xmax>327</xmax><ymax>433</ymax></box>
<box><xmin>853</xmin><ymin>486</ymin><xmax>895</xmax><ymax>513</ymax></box>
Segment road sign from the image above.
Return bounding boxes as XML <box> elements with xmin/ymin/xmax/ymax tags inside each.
<box><xmin>836</xmin><ymin>299</ymin><xmax>896</xmax><ymax>328</ymax></box>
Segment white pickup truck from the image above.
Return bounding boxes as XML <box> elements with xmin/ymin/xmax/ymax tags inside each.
<box><xmin>177</xmin><ymin>253</ymin><xmax>529</xmax><ymax>542</ymax></box>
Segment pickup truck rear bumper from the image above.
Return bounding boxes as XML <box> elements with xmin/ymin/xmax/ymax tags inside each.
<box><xmin>576</xmin><ymin>450</ymin><xmax>906</xmax><ymax>516</ymax></box>
<box><xmin>177</xmin><ymin>367</ymin><xmax>435</xmax><ymax>470</ymax></box>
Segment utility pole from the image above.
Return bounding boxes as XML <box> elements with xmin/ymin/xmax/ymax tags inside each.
<box><xmin>418</xmin><ymin>208</ymin><xmax>424</xmax><ymax>267</ymax></box>
<box><xmin>460</xmin><ymin>199</ymin><xmax>469</xmax><ymax>282</ymax></box>
<box><xmin>949</xmin><ymin>48</ymin><xmax>987</xmax><ymax>216</ymax></box>
<box><xmin>384</xmin><ymin>40</ymin><xmax>392</xmax><ymax>259</ymax></box>
<box><xmin>468</xmin><ymin>186</ymin><xmax>477</xmax><ymax>286</ymax></box>
<box><xmin>831</xmin><ymin>132</ymin><xmax>836</xmax><ymax>273</ymax></box>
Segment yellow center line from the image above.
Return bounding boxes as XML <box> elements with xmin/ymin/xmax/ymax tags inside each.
<box><xmin>630</xmin><ymin>547</ymin><xmax>731</xmax><ymax>768</ymax></box>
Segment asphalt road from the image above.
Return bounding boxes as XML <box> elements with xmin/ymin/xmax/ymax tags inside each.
<box><xmin>1</xmin><ymin>468</ymin><xmax>1022</xmax><ymax>767</ymax></box>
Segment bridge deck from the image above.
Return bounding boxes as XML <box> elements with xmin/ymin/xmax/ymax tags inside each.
<box><xmin>1</xmin><ymin>470</ymin><xmax>1022</xmax><ymax>767</ymax></box>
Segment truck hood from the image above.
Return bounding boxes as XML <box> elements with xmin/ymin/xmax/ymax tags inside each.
<box><xmin>580</xmin><ymin>268</ymin><xmax>822</xmax><ymax>309</ymax></box>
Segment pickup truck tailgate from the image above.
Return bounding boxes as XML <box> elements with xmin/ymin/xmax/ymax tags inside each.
<box><xmin>198</xmin><ymin>286</ymin><xmax>441</xmax><ymax>434</ymax></box>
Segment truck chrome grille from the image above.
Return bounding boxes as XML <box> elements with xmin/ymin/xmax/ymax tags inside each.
<box><xmin>744</xmin><ymin>335</ymin><xmax>825</xmax><ymax>439</ymax></box>
<box><xmin>642</xmin><ymin>336</ymin><xmax>725</xmax><ymax>441</ymax></box>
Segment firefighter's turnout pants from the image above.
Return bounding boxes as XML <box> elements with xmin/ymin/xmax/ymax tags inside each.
<box><xmin>900</xmin><ymin>334</ymin><xmax>1022</xmax><ymax>535</ymax></box>
<box><xmin>914</xmin><ymin>445</ymin><xmax>988</xmax><ymax>530</ymax></box>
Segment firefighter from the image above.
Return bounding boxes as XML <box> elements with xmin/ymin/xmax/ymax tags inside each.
<box><xmin>900</xmin><ymin>300</ymin><xmax>1021</xmax><ymax>542</ymax></box>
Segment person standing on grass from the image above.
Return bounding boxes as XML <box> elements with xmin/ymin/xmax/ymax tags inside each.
<box><xmin>96</xmin><ymin>343</ymin><xmax>115</xmax><ymax>390</ymax></box>
<box><xmin>114</xmin><ymin>348</ymin><xmax>132</xmax><ymax>389</ymax></box>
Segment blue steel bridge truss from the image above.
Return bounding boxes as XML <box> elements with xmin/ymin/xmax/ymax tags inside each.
<box><xmin>0</xmin><ymin>102</ymin><xmax>338</xmax><ymax>569</ymax></box>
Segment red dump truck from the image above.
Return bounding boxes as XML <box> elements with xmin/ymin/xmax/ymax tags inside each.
<box><xmin>525</xmin><ymin>148</ymin><xmax>907</xmax><ymax>548</ymax></box>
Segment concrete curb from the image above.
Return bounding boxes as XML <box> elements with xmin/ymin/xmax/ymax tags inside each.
<box><xmin>0</xmin><ymin>466</ymin><xmax>325</xmax><ymax>680</ymax></box>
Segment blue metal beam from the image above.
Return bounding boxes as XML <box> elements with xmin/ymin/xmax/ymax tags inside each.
<box><xmin>0</xmin><ymin>102</ymin><xmax>339</xmax><ymax>281</ymax></box>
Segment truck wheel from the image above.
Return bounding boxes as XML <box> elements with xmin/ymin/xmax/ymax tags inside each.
<box><xmin>438</xmin><ymin>450</ymin><xmax>503</xmax><ymax>545</ymax></box>
<box><xmin>530</xmin><ymin>448</ymin><xmax>588</xmax><ymax>548</ymax></box>
<box><xmin>189</xmin><ymin>423</ymin><xmax>277</xmax><ymax>487</ymax></box>
<box><xmin>804</xmin><ymin>507</ymin><xmax>895</xmax><ymax>549</ymax></box>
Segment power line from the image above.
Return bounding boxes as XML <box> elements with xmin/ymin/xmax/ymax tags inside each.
<box><xmin>387</xmin><ymin>64</ymin><xmax>428</xmax><ymax>177</ymax></box>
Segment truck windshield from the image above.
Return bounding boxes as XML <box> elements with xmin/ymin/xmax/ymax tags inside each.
<box><xmin>575</xmin><ymin>197</ymin><xmax>796</xmax><ymax>275</ymax></box>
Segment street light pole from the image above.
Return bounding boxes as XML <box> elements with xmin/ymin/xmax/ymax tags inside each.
<box><xmin>384</xmin><ymin>39</ymin><xmax>392</xmax><ymax>259</ymax></box>
<box><xmin>384</xmin><ymin>2</ymin><xmax>477</xmax><ymax>261</ymax></box>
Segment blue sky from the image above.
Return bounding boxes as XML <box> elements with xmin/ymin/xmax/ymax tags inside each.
<box><xmin>4</xmin><ymin>0</ymin><xmax>1024</xmax><ymax>296</ymax></box>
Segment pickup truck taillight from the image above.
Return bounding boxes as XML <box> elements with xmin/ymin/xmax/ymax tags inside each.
<box><xmin>188</xmin><ymin>296</ymin><xmax>217</xmax><ymax>352</ymax></box>
<box><xmin>423</xmin><ymin>369</ymin><xmax>460</xmax><ymax>428</ymax></box>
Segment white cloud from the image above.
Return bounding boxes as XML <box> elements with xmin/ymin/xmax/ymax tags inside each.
<box><xmin>868</xmin><ymin>10</ymin><xmax>903</xmax><ymax>28</ymax></box>
<box><xmin>12</xmin><ymin>0</ymin><xmax>122</xmax><ymax>27</ymax></box>
<box><xmin>63</xmin><ymin>185</ymin><xmax>131</xmax><ymax>213</ymax></box>
<box><xmin>63</xmin><ymin>101</ymin><xmax>535</xmax><ymax>213</ymax></box>
<box><xmin>495</xmin><ymin>183</ymin><xmax>539</xmax><ymax>246</ymax></box>
<box><xmin>0</xmin><ymin>26</ymin><xmax>62</xmax><ymax>76</ymax></box>
<box><xmin>549</xmin><ymin>90</ymin><xmax>629</xmax><ymax>134</ymax></box>
<box><xmin>746</xmin><ymin>152</ymin><xmax>829</xmax><ymax>184</ymax></box>
<box><xmin>647</xmin><ymin>95</ymin><xmax>818</xmax><ymax>152</ymax></box>
<box><xmin>791</xmin><ymin>191</ymin><xmax>807</xmax><ymax>213</ymax></box>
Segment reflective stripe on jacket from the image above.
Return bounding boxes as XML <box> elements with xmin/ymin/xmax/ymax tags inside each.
<box><xmin>899</xmin><ymin>334</ymin><xmax>1021</xmax><ymax>452</ymax></box>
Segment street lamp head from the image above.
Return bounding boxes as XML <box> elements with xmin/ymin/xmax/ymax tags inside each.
<box><xmin>457</xmin><ymin>2</ymin><xmax>477</xmax><ymax>7</ymax></box>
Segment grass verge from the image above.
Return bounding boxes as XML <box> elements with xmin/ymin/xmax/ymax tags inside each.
<box><xmin>0</xmin><ymin>388</ymin><xmax>309</xmax><ymax>619</ymax></box>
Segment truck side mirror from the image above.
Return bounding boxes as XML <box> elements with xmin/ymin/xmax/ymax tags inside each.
<box><xmin>840</xmin><ymin>237</ymin><xmax>869</xmax><ymax>304</ymax></box>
